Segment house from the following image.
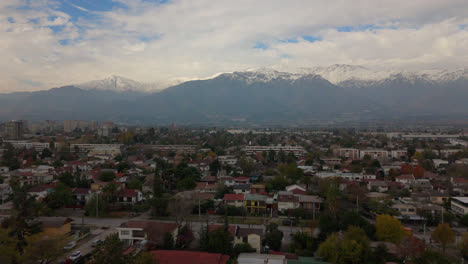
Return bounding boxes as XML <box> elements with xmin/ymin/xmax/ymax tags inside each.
<box><xmin>0</xmin><ymin>184</ymin><xmax>12</xmax><ymax>202</ymax></box>
<box><xmin>451</xmin><ymin>177</ymin><xmax>468</xmax><ymax>195</ymax></box>
<box><xmin>233</xmin><ymin>184</ymin><xmax>251</xmax><ymax>194</ymax></box>
<box><xmin>117</xmin><ymin>221</ymin><xmax>179</xmax><ymax>247</ymax></box>
<box><xmin>223</xmin><ymin>194</ymin><xmax>245</xmax><ymax>207</ymax></box>
<box><xmin>150</xmin><ymin>250</ymin><xmax>230</xmax><ymax>264</ymax></box>
<box><xmin>391</xmin><ymin>203</ymin><xmax>417</xmax><ymax>217</ymax></box>
<box><xmin>451</xmin><ymin>197</ymin><xmax>468</xmax><ymax>216</ymax></box>
<box><xmin>28</xmin><ymin>184</ymin><xmax>53</xmax><ymax>200</ymax></box>
<box><xmin>235</xmin><ymin>227</ymin><xmax>263</xmax><ymax>252</ymax></box>
<box><xmin>296</xmin><ymin>195</ymin><xmax>322</xmax><ymax>214</ymax></box>
<box><xmin>218</xmin><ymin>176</ymin><xmax>235</xmax><ymax>187</ymax></box>
<box><xmin>237</xmin><ymin>253</ymin><xmax>286</xmax><ymax>264</ymax></box>
<box><xmin>411</xmin><ymin>179</ymin><xmax>433</xmax><ymax>191</ymax></box>
<box><xmin>72</xmin><ymin>188</ymin><xmax>91</xmax><ymax>206</ymax></box>
<box><xmin>36</xmin><ymin>217</ymin><xmax>72</xmax><ymax>237</ymax></box>
<box><xmin>142</xmin><ymin>175</ymin><xmax>154</xmax><ymax>194</ymax></box>
<box><xmin>432</xmin><ymin>159</ymin><xmax>449</xmax><ymax>168</ymax></box>
<box><xmin>244</xmin><ymin>194</ymin><xmax>268</xmax><ymax>214</ymax></box>
<box><xmin>277</xmin><ymin>191</ymin><xmax>299</xmax><ymax>212</ymax></box>
<box><xmin>367</xmin><ymin>181</ymin><xmax>388</xmax><ymax>193</ymax></box>
<box><xmin>286</xmin><ymin>184</ymin><xmax>306</xmax><ymax>195</ymax></box>
<box><xmin>117</xmin><ymin>189</ymin><xmax>143</xmax><ymax>204</ymax></box>
<box><xmin>396</xmin><ymin>174</ymin><xmax>415</xmax><ymax>185</ymax></box>
<box><xmin>195</xmin><ymin>182</ymin><xmax>218</xmax><ymax>193</ymax></box>
<box><xmin>0</xmin><ymin>201</ymin><xmax>13</xmax><ymax>220</ymax></box>
<box><xmin>234</xmin><ymin>177</ymin><xmax>250</xmax><ymax>185</ymax></box>
<box><xmin>250</xmin><ymin>184</ymin><xmax>266</xmax><ymax>195</ymax></box>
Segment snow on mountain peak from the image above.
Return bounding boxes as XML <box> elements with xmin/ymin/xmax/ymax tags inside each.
<box><xmin>75</xmin><ymin>75</ymin><xmax>161</xmax><ymax>92</ymax></box>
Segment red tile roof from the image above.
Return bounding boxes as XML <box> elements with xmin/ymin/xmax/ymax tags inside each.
<box><xmin>151</xmin><ymin>250</ymin><xmax>229</xmax><ymax>264</ymax></box>
<box><xmin>118</xmin><ymin>188</ymin><xmax>138</xmax><ymax>197</ymax></box>
<box><xmin>234</xmin><ymin>177</ymin><xmax>250</xmax><ymax>181</ymax></box>
<box><xmin>29</xmin><ymin>184</ymin><xmax>52</xmax><ymax>193</ymax></box>
<box><xmin>453</xmin><ymin>177</ymin><xmax>468</xmax><ymax>184</ymax></box>
<box><xmin>396</xmin><ymin>174</ymin><xmax>415</xmax><ymax>180</ymax></box>
<box><xmin>223</xmin><ymin>193</ymin><xmax>245</xmax><ymax>201</ymax></box>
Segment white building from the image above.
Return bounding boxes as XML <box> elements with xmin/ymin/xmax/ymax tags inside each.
<box><xmin>244</xmin><ymin>145</ymin><xmax>306</xmax><ymax>157</ymax></box>
<box><xmin>451</xmin><ymin>197</ymin><xmax>468</xmax><ymax>216</ymax></box>
<box><xmin>360</xmin><ymin>149</ymin><xmax>389</xmax><ymax>160</ymax></box>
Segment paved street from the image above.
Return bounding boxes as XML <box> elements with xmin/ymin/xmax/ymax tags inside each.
<box><xmin>65</xmin><ymin>213</ymin><xmax>304</xmax><ymax>258</ymax></box>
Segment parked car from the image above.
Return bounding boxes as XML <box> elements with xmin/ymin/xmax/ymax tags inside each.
<box><xmin>69</xmin><ymin>251</ymin><xmax>81</xmax><ymax>261</ymax></box>
<box><xmin>63</xmin><ymin>241</ymin><xmax>76</xmax><ymax>250</ymax></box>
<box><xmin>91</xmin><ymin>239</ymin><xmax>103</xmax><ymax>247</ymax></box>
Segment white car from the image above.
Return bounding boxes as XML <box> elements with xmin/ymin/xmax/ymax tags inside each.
<box><xmin>69</xmin><ymin>251</ymin><xmax>81</xmax><ymax>261</ymax></box>
<box><xmin>63</xmin><ymin>241</ymin><xmax>76</xmax><ymax>250</ymax></box>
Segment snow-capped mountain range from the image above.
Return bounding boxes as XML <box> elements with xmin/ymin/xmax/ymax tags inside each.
<box><xmin>75</xmin><ymin>75</ymin><xmax>163</xmax><ymax>92</ymax></box>
<box><xmin>74</xmin><ymin>65</ymin><xmax>468</xmax><ymax>92</ymax></box>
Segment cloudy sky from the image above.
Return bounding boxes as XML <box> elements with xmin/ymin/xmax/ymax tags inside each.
<box><xmin>1</xmin><ymin>0</ymin><xmax>468</xmax><ymax>92</ymax></box>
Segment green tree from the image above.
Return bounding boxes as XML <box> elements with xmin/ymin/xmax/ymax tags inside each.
<box><xmin>58</xmin><ymin>172</ymin><xmax>75</xmax><ymax>187</ymax></box>
<box><xmin>176</xmin><ymin>177</ymin><xmax>196</xmax><ymax>191</ymax></box>
<box><xmin>199</xmin><ymin>222</ymin><xmax>210</xmax><ymax>251</ymax></box>
<box><xmin>40</xmin><ymin>148</ymin><xmax>52</xmax><ymax>159</ymax></box>
<box><xmin>207</xmin><ymin>226</ymin><xmax>233</xmax><ymax>255</ymax></box>
<box><xmin>92</xmin><ymin>233</ymin><xmax>128</xmax><ymax>264</ymax></box>
<box><xmin>263</xmin><ymin>223</ymin><xmax>283</xmax><ymax>251</ymax></box>
<box><xmin>162</xmin><ymin>232</ymin><xmax>174</xmax><ymax>249</ymax></box>
<box><xmin>127</xmin><ymin>178</ymin><xmax>143</xmax><ymax>190</ymax></box>
<box><xmin>8</xmin><ymin>176</ymin><xmax>41</xmax><ymax>254</ymax></box>
<box><xmin>131</xmin><ymin>251</ymin><xmax>157</xmax><ymax>264</ymax></box>
<box><xmin>288</xmin><ymin>231</ymin><xmax>318</xmax><ymax>256</ymax></box>
<box><xmin>233</xmin><ymin>243</ymin><xmax>255</xmax><ymax>255</ymax></box>
<box><xmin>100</xmin><ymin>171</ymin><xmax>116</xmax><ymax>182</ymax></box>
<box><xmin>239</xmin><ymin>155</ymin><xmax>254</xmax><ymax>175</ymax></box>
<box><xmin>102</xmin><ymin>182</ymin><xmax>119</xmax><ymax>204</ymax></box>
<box><xmin>376</xmin><ymin>214</ymin><xmax>404</xmax><ymax>244</ymax></box>
<box><xmin>431</xmin><ymin>223</ymin><xmax>455</xmax><ymax>253</ymax></box>
<box><xmin>316</xmin><ymin>226</ymin><xmax>370</xmax><ymax>264</ymax></box>
<box><xmin>316</xmin><ymin>233</ymin><xmax>340</xmax><ymax>263</ymax></box>
<box><xmin>84</xmin><ymin>195</ymin><xmax>109</xmax><ymax>217</ymax></box>
<box><xmin>47</xmin><ymin>182</ymin><xmax>73</xmax><ymax>209</ymax></box>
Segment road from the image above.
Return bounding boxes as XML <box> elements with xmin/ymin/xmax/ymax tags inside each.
<box><xmin>66</xmin><ymin>213</ymin><xmax>304</xmax><ymax>257</ymax></box>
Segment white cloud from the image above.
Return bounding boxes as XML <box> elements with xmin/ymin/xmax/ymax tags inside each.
<box><xmin>0</xmin><ymin>0</ymin><xmax>467</xmax><ymax>91</ymax></box>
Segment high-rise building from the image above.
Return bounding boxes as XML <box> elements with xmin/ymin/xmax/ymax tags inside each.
<box><xmin>5</xmin><ymin>120</ymin><xmax>24</xmax><ymax>139</ymax></box>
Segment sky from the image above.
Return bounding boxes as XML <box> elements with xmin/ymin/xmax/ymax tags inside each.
<box><xmin>1</xmin><ymin>0</ymin><xmax>468</xmax><ymax>92</ymax></box>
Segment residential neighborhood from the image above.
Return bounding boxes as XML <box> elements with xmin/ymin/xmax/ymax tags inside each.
<box><xmin>1</xmin><ymin>120</ymin><xmax>468</xmax><ymax>263</ymax></box>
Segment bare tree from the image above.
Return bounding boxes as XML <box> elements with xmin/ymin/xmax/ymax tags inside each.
<box><xmin>168</xmin><ymin>196</ymin><xmax>195</xmax><ymax>226</ymax></box>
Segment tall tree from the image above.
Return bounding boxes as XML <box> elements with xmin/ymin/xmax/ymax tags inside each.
<box><xmin>47</xmin><ymin>182</ymin><xmax>73</xmax><ymax>209</ymax></box>
<box><xmin>8</xmin><ymin>176</ymin><xmax>41</xmax><ymax>254</ymax></box>
<box><xmin>92</xmin><ymin>233</ymin><xmax>127</xmax><ymax>264</ymax></box>
<box><xmin>431</xmin><ymin>223</ymin><xmax>455</xmax><ymax>253</ymax></box>
<box><xmin>263</xmin><ymin>223</ymin><xmax>283</xmax><ymax>251</ymax></box>
<box><xmin>376</xmin><ymin>214</ymin><xmax>404</xmax><ymax>244</ymax></box>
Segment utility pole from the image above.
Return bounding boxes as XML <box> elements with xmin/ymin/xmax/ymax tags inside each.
<box><xmin>96</xmin><ymin>192</ymin><xmax>99</xmax><ymax>218</ymax></box>
<box><xmin>356</xmin><ymin>195</ymin><xmax>359</xmax><ymax>211</ymax></box>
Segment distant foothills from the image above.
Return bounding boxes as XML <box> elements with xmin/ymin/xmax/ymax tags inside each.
<box><xmin>1</xmin><ymin>65</ymin><xmax>468</xmax><ymax>125</ymax></box>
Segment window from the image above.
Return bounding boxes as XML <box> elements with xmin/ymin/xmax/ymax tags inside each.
<box><xmin>120</xmin><ymin>230</ymin><xmax>130</xmax><ymax>236</ymax></box>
